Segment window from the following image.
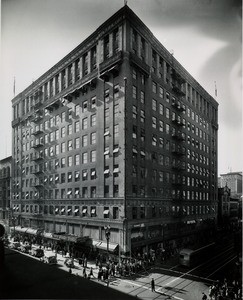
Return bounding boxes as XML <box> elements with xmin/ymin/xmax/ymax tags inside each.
<box><xmin>90</xmin><ymin>187</ymin><xmax>96</xmax><ymax>198</ymax></box>
<box><xmin>114</xmin><ymin>124</ymin><xmax>119</xmax><ymax>140</ymax></box>
<box><xmin>67</xmin><ymin>156</ymin><xmax>72</xmax><ymax>167</ymax></box>
<box><xmin>159</xmin><ymin>86</ymin><xmax>164</xmax><ymax>98</ymax></box>
<box><xmin>61</xmin><ymin>127</ymin><xmax>65</xmax><ymax>138</ymax></box>
<box><xmin>114</xmin><ymin>104</ymin><xmax>119</xmax><ymax>120</ymax></box>
<box><xmin>132</xmin><ymin>207</ymin><xmax>137</xmax><ymax>219</ymax></box>
<box><xmin>82</xmin><ymin>117</ymin><xmax>88</xmax><ymax>129</ymax></box>
<box><xmin>113</xmin><ymin>207</ymin><xmax>119</xmax><ymax>219</ymax></box>
<box><xmin>140</xmin><ymin>207</ymin><xmax>145</xmax><ymax>218</ymax></box>
<box><xmin>61</xmin><ymin>157</ymin><xmax>65</xmax><ymax>168</ymax></box>
<box><xmin>141</xmin><ymin>110</ymin><xmax>145</xmax><ymax>122</ymax></box>
<box><xmin>166</xmin><ymin>108</ymin><xmax>170</xmax><ymax>119</ymax></box>
<box><xmin>105</xmin><ymin>108</ymin><xmax>109</xmax><ymax>122</ymax></box>
<box><xmin>152</xmin><ymin>81</ymin><xmax>157</xmax><ymax>93</ymax></box>
<box><xmin>91</xmin><ymin>168</ymin><xmax>96</xmax><ymax>180</ymax></box>
<box><xmin>55</xmin><ymin>129</ymin><xmax>59</xmax><ymax>140</ymax></box>
<box><xmin>132</xmin><ymin>86</ymin><xmax>137</xmax><ymax>99</ymax></box>
<box><xmin>91</xmin><ymin>206</ymin><xmax>96</xmax><ymax>217</ymax></box>
<box><xmin>82</xmin><ymin>152</ymin><xmax>88</xmax><ymax>164</ymax></box>
<box><xmin>68</xmin><ymin>172</ymin><xmax>72</xmax><ymax>183</ymax></box>
<box><xmin>152</xmin><ymin>116</ymin><xmax>157</xmax><ymax>129</ymax></box>
<box><xmin>104</xmin><ymin>207</ymin><xmax>109</xmax><ymax>218</ymax></box>
<box><xmin>91</xmin><ymin>96</ymin><xmax>96</xmax><ymax>109</ymax></box>
<box><xmin>91</xmin><ymin>132</ymin><xmax>96</xmax><ymax>145</ymax></box>
<box><xmin>75</xmin><ymin>137</ymin><xmax>80</xmax><ymax>149</ymax></box>
<box><xmin>74</xmin><ymin>121</ymin><xmax>80</xmax><ymax>133</ymax></box>
<box><xmin>132</xmin><ymin>69</ymin><xmax>137</xmax><ymax>79</ymax></box>
<box><xmin>165</xmin><ymin>124</ymin><xmax>170</xmax><ymax>134</ymax></box>
<box><xmin>141</xmin><ymin>91</ymin><xmax>145</xmax><ymax>104</ymax></box>
<box><xmin>75</xmin><ymin>104</ymin><xmax>80</xmax><ymax>116</ymax></box>
<box><xmin>159</xmin><ymin>103</ymin><xmax>164</xmax><ymax>115</ymax></box>
<box><xmin>159</xmin><ymin>120</ymin><xmax>164</xmax><ymax>132</ymax></box>
<box><xmin>90</xmin><ymin>150</ymin><xmax>96</xmax><ymax>162</ymax></box>
<box><xmin>74</xmin><ymin>154</ymin><xmax>80</xmax><ymax>165</ymax></box>
<box><xmin>67</xmin><ymin>124</ymin><xmax>72</xmax><ymax>135</ymax></box>
<box><xmin>166</xmin><ymin>92</ymin><xmax>170</xmax><ymax>103</ymax></box>
<box><xmin>91</xmin><ymin>114</ymin><xmax>96</xmax><ymax>127</ymax></box>
<box><xmin>104</xmin><ymin>185</ymin><xmax>109</xmax><ymax>197</ymax></box>
<box><xmin>75</xmin><ymin>171</ymin><xmax>80</xmax><ymax>181</ymax></box>
<box><xmin>152</xmin><ymin>134</ymin><xmax>157</xmax><ymax>146</ymax></box>
<box><xmin>68</xmin><ymin>140</ymin><xmax>72</xmax><ymax>151</ymax></box>
<box><xmin>104</xmin><ymin>146</ymin><xmax>110</xmax><ymax>160</ymax></box>
<box><xmin>82</xmin><ymin>135</ymin><xmax>88</xmax><ymax>147</ymax></box>
<box><xmin>132</xmin><ymin>125</ymin><xmax>137</xmax><ymax>139</ymax></box>
<box><xmin>132</xmin><ymin>106</ymin><xmax>137</xmax><ymax>119</ymax></box>
<box><xmin>152</xmin><ymin>99</ymin><xmax>157</xmax><ymax>111</ymax></box>
<box><xmin>82</xmin><ymin>169</ymin><xmax>88</xmax><ymax>181</ymax></box>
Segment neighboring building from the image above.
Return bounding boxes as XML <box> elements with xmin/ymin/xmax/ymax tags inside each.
<box><xmin>229</xmin><ymin>197</ymin><xmax>240</xmax><ymax>229</ymax></box>
<box><xmin>0</xmin><ymin>156</ymin><xmax>11</xmax><ymax>231</ymax></box>
<box><xmin>218</xmin><ymin>186</ymin><xmax>231</xmax><ymax>228</ymax></box>
<box><xmin>219</xmin><ymin>172</ymin><xmax>242</xmax><ymax>199</ymax></box>
<box><xmin>11</xmin><ymin>5</ymin><xmax>218</xmax><ymax>256</ymax></box>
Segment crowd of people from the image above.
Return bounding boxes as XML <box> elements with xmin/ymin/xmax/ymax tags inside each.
<box><xmin>202</xmin><ymin>278</ymin><xmax>242</xmax><ymax>300</ymax></box>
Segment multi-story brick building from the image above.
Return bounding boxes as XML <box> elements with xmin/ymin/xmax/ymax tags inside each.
<box><xmin>0</xmin><ymin>156</ymin><xmax>11</xmax><ymax>230</ymax></box>
<box><xmin>11</xmin><ymin>5</ymin><xmax>218</xmax><ymax>256</ymax></box>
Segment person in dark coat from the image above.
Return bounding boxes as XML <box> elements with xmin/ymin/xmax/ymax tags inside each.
<box><xmin>151</xmin><ymin>278</ymin><xmax>155</xmax><ymax>292</ymax></box>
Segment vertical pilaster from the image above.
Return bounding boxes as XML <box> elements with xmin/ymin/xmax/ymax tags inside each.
<box><xmin>109</xmin><ymin>32</ymin><xmax>113</xmax><ymax>57</ymax></box>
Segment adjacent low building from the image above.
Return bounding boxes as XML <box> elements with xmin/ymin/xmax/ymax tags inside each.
<box><xmin>0</xmin><ymin>156</ymin><xmax>11</xmax><ymax>232</ymax></box>
<box><xmin>11</xmin><ymin>5</ymin><xmax>218</xmax><ymax>256</ymax></box>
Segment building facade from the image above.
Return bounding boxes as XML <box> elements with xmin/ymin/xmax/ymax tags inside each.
<box><xmin>219</xmin><ymin>172</ymin><xmax>242</xmax><ymax>199</ymax></box>
<box><xmin>0</xmin><ymin>156</ymin><xmax>11</xmax><ymax>231</ymax></box>
<box><xmin>11</xmin><ymin>5</ymin><xmax>218</xmax><ymax>255</ymax></box>
<box><xmin>218</xmin><ymin>186</ymin><xmax>231</xmax><ymax>228</ymax></box>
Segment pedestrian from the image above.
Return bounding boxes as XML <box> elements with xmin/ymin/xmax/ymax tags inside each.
<box><xmin>89</xmin><ymin>267</ymin><xmax>95</xmax><ymax>278</ymax></box>
<box><xmin>202</xmin><ymin>292</ymin><xmax>207</xmax><ymax>300</ymax></box>
<box><xmin>83</xmin><ymin>267</ymin><xmax>87</xmax><ymax>278</ymax></box>
<box><xmin>151</xmin><ymin>278</ymin><xmax>155</xmax><ymax>292</ymax></box>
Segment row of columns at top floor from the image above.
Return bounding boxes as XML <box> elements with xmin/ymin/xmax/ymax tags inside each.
<box><xmin>14</xmin><ymin>23</ymin><xmax>217</xmax><ymax>123</ymax></box>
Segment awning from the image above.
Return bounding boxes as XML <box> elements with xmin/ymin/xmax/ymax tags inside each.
<box><xmin>74</xmin><ymin>209</ymin><xmax>79</xmax><ymax>213</ymax></box>
<box><xmin>26</xmin><ymin>228</ymin><xmax>38</xmax><ymax>235</ymax></box>
<box><xmin>91</xmin><ymin>208</ymin><xmax>96</xmax><ymax>214</ymax></box>
<box><xmin>13</xmin><ymin>226</ymin><xmax>28</xmax><ymax>233</ymax></box>
<box><xmin>113</xmin><ymin>147</ymin><xmax>119</xmax><ymax>153</ymax></box>
<box><xmin>103</xmin><ymin>209</ymin><xmax>109</xmax><ymax>215</ymax></box>
<box><xmin>104</xmin><ymin>169</ymin><xmax>109</xmax><ymax>174</ymax></box>
<box><xmin>113</xmin><ymin>168</ymin><xmax>119</xmax><ymax>173</ymax></box>
<box><xmin>82</xmin><ymin>208</ymin><xmax>87</xmax><ymax>213</ymax></box>
<box><xmin>92</xmin><ymin>240</ymin><xmax>118</xmax><ymax>252</ymax></box>
<box><xmin>43</xmin><ymin>232</ymin><xmax>53</xmax><ymax>238</ymax></box>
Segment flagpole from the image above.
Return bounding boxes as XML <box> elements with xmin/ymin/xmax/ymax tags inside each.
<box><xmin>13</xmin><ymin>76</ymin><xmax>16</xmax><ymax>97</ymax></box>
<box><xmin>214</xmin><ymin>81</ymin><xmax>217</xmax><ymax>97</ymax></box>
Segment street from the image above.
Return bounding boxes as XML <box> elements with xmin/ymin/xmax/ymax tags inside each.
<box><xmin>1</xmin><ymin>234</ymin><xmax>241</xmax><ymax>300</ymax></box>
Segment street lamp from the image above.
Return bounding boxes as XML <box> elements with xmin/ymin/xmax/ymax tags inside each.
<box><xmin>104</xmin><ymin>225</ymin><xmax>111</xmax><ymax>254</ymax></box>
<box><xmin>12</xmin><ymin>217</ymin><xmax>17</xmax><ymax>238</ymax></box>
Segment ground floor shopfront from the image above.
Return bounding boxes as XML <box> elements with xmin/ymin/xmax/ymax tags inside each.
<box><xmin>10</xmin><ymin>214</ymin><xmax>217</xmax><ymax>262</ymax></box>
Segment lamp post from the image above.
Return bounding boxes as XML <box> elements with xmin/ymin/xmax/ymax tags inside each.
<box><xmin>12</xmin><ymin>217</ymin><xmax>17</xmax><ymax>238</ymax></box>
<box><xmin>104</xmin><ymin>225</ymin><xmax>111</xmax><ymax>255</ymax></box>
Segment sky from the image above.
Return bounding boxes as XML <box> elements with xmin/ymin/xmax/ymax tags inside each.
<box><xmin>0</xmin><ymin>0</ymin><xmax>242</xmax><ymax>175</ymax></box>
